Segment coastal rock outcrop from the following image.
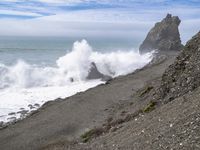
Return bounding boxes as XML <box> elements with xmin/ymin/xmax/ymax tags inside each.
<box><xmin>139</xmin><ymin>14</ymin><xmax>183</xmax><ymax>54</ymax></box>
<box><xmin>158</xmin><ymin>31</ymin><xmax>200</xmax><ymax>102</ymax></box>
<box><xmin>87</xmin><ymin>62</ymin><xmax>112</xmax><ymax>81</ymax></box>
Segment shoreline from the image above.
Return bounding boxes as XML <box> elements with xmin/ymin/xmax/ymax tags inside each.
<box><xmin>0</xmin><ymin>51</ymin><xmax>178</xmax><ymax>150</ymax></box>
<box><xmin>0</xmin><ymin>81</ymin><xmax>106</xmax><ymax>130</ymax></box>
<box><xmin>0</xmin><ymin>50</ymin><xmax>154</xmax><ymax>128</ymax></box>
<box><xmin>0</xmin><ymin>67</ymin><xmax>145</xmax><ymax>129</ymax></box>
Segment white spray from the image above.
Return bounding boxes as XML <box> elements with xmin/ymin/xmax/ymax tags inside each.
<box><xmin>0</xmin><ymin>40</ymin><xmax>152</xmax><ymax>122</ymax></box>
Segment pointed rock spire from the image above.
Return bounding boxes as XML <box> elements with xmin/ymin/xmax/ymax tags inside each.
<box><xmin>139</xmin><ymin>14</ymin><xmax>183</xmax><ymax>54</ymax></box>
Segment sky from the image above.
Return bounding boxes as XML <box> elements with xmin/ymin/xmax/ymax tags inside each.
<box><xmin>0</xmin><ymin>0</ymin><xmax>200</xmax><ymax>43</ymax></box>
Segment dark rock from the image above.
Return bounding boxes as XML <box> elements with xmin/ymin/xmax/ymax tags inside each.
<box><xmin>34</xmin><ymin>103</ymin><xmax>40</xmax><ymax>107</ymax></box>
<box><xmin>0</xmin><ymin>121</ymin><xmax>4</xmax><ymax>127</ymax></box>
<box><xmin>28</xmin><ymin>104</ymin><xmax>35</xmax><ymax>109</ymax></box>
<box><xmin>17</xmin><ymin>110</ymin><xmax>29</xmax><ymax>115</ymax></box>
<box><xmin>87</xmin><ymin>62</ymin><xmax>112</xmax><ymax>81</ymax></box>
<box><xmin>8</xmin><ymin>112</ymin><xmax>16</xmax><ymax>115</ymax></box>
<box><xmin>157</xmin><ymin>31</ymin><xmax>200</xmax><ymax>103</ymax></box>
<box><xmin>70</xmin><ymin>77</ymin><xmax>74</xmax><ymax>82</ymax></box>
<box><xmin>139</xmin><ymin>14</ymin><xmax>183</xmax><ymax>54</ymax></box>
<box><xmin>7</xmin><ymin>117</ymin><xmax>17</xmax><ymax>121</ymax></box>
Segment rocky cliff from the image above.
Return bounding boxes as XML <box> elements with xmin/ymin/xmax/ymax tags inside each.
<box><xmin>68</xmin><ymin>31</ymin><xmax>200</xmax><ymax>150</ymax></box>
<box><xmin>158</xmin><ymin>31</ymin><xmax>200</xmax><ymax>103</ymax></box>
<box><xmin>139</xmin><ymin>14</ymin><xmax>183</xmax><ymax>54</ymax></box>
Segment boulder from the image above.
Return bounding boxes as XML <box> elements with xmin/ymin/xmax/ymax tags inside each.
<box><xmin>139</xmin><ymin>14</ymin><xmax>183</xmax><ymax>54</ymax></box>
<box><xmin>87</xmin><ymin>62</ymin><xmax>112</xmax><ymax>81</ymax></box>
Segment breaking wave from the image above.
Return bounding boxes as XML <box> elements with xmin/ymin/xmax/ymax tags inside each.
<box><xmin>0</xmin><ymin>40</ymin><xmax>152</xmax><ymax>122</ymax></box>
<box><xmin>0</xmin><ymin>40</ymin><xmax>152</xmax><ymax>89</ymax></box>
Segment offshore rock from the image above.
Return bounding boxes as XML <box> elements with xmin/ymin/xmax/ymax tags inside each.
<box><xmin>139</xmin><ymin>14</ymin><xmax>183</xmax><ymax>54</ymax></box>
<box><xmin>87</xmin><ymin>62</ymin><xmax>112</xmax><ymax>81</ymax></box>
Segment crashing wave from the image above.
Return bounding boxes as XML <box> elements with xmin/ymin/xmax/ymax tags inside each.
<box><xmin>0</xmin><ymin>40</ymin><xmax>152</xmax><ymax>123</ymax></box>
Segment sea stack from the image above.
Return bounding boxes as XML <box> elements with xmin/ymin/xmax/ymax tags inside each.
<box><xmin>139</xmin><ymin>14</ymin><xmax>183</xmax><ymax>54</ymax></box>
<box><xmin>87</xmin><ymin>62</ymin><xmax>112</xmax><ymax>81</ymax></box>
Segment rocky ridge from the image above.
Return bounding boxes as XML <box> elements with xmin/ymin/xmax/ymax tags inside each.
<box><xmin>63</xmin><ymin>31</ymin><xmax>200</xmax><ymax>150</ymax></box>
<box><xmin>157</xmin><ymin>31</ymin><xmax>200</xmax><ymax>103</ymax></box>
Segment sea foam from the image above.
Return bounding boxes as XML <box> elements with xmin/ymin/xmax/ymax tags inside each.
<box><xmin>0</xmin><ymin>40</ymin><xmax>152</xmax><ymax>123</ymax></box>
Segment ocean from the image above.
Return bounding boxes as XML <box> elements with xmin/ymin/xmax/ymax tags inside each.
<box><xmin>0</xmin><ymin>36</ymin><xmax>152</xmax><ymax>123</ymax></box>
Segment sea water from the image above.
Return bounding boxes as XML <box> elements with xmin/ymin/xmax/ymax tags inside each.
<box><xmin>0</xmin><ymin>36</ymin><xmax>152</xmax><ymax>123</ymax></box>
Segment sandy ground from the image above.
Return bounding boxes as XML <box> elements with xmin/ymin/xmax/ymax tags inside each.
<box><xmin>69</xmin><ymin>80</ymin><xmax>200</xmax><ymax>150</ymax></box>
<box><xmin>0</xmin><ymin>51</ymin><xmax>178</xmax><ymax>150</ymax></box>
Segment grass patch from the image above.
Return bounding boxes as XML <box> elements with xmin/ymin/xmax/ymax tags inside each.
<box><xmin>80</xmin><ymin>109</ymin><xmax>144</xmax><ymax>143</ymax></box>
<box><xmin>143</xmin><ymin>101</ymin><xmax>157</xmax><ymax>113</ymax></box>
<box><xmin>81</xmin><ymin>128</ymin><xmax>104</xmax><ymax>143</ymax></box>
<box><xmin>139</xmin><ymin>86</ymin><xmax>154</xmax><ymax>97</ymax></box>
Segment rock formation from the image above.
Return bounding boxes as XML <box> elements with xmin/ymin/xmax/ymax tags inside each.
<box><xmin>87</xmin><ymin>62</ymin><xmax>112</xmax><ymax>81</ymax></box>
<box><xmin>139</xmin><ymin>14</ymin><xmax>183</xmax><ymax>54</ymax></box>
<box><xmin>158</xmin><ymin>31</ymin><xmax>200</xmax><ymax>102</ymax></box>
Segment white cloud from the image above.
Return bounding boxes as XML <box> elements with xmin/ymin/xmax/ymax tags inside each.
<box><xmin>0</xmin><ymin>18</ymin><xmax>151</xmax><ymax>38</ymax></box>
<box><xmin>37</xmin><ymin>0</ymin><xmax>82</xmax><ymax>3</ymax></box>
<box><xmin>0</xmin><ymin>0</ymin><xmax>199</xmax><ymax>44</ymax></box>
<box><xmin>1</xmin><ymin>0</ymin><xmax>21</xmax><ymax>2</ymax></box>
<box><xmin>0</xmin><ymin>10</ymin><xmax>43</xmax><ymax>17</ymax></box>
<box><xmin>0</xmin><ymin>10</ymin><xmax>199</xmax><ymax>44</ymax></box>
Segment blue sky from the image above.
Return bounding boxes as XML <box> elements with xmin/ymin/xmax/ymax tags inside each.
<box><xmin>0</xmin><ymin>0</ymin><xmax>200</xmax><ymax>19</ymax></box>
<box><xmin>0</xmin><ymin>0</ymin><xmax>199</xmax><ymax>42</ymax></box>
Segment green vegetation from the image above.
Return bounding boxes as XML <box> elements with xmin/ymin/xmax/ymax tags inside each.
<box><xmin>81</xmin><ymin>128</ymin><xmax>104</xmax><ymax>143</ymax></box>
<box><xmin>143</xmin><ymin>101</ymin><xmax>157</xmax><ymax>113</ymax></box>
<box><xmin>139</xmin><ymin>85</ymin><xmax>154</xmax><ymax>97</ymax></box>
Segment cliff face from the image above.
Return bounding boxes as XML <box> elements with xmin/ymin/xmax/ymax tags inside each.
<box><xmin>158</xmin><ymin>32</ymin><xmax>200</xmax><ymax>102</ymax></box>
<box><xmin>139</xmin><ymin>14</ymin><xmax>183</xmax><ymax>54</ymax></box>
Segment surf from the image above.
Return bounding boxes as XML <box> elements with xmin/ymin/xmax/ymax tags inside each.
<box><xmin>0</xmin><ymin>39</ymin><xmax>152</xmax><ymax>123</ymax></box>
